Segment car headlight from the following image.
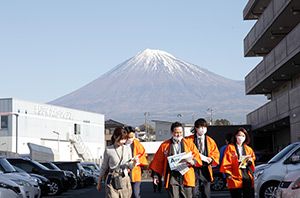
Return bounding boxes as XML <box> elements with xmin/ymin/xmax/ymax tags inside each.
<box><xmin>0</xmin><ymin>182</ymin><xmax>21</xmax><ymax>194</ymax></box>
<box><xmin>11</xmin><ymin>179</ymin><xmax>32</xmax><ymax>187</ymax></box>
<box><xmin>34</xmin><ymin>178</ymin><xmax>42</xmax><ymax>184</ymax></box>
<box><xmin>254</xmin><ymin>169</ymin><xmax>264</xmax><ymax>180</ymax></box>
<box><xmin>292</xmin><ymin>178</ymin><xmax>300</xmax><ymax>190</ymax></box>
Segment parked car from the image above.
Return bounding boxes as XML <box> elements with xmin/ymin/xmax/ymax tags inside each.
<box><xmin>81</xmin><ymin>164</ymin><xmax>99</xmax><ymax>184</ymax></box>
<box><xmin>52</xmin><ymin>161</ymin><xmax>85</xmax><ymax>188</ymax></box>
<box><xmin>7</xmin><ymin>157</ymin><xmax>69</xmax><ymax>196</ymax></box>
<box><xmin>13</xmin><ymin>165</ymin><xmax>51</xmax><ymax>196</ymax></box>
<box><xmin>80</xmin><ymin>162</ymin><xmax>100</xmax><ymax>171</ymax></box>
<box><xmin>211</xmin><ymin>165</ymin><xmax>226</xmax><ymax>191</ymax></box>
<box><xmin>0</xmin><ymin>174</ymin><xmax>23</xmax><ymax>198</ymax></box>
<box><xmin>255</xmin><ymin>152</ymin><xmax>276</xmax><ymax>166</ymax></box>
<box><xmin>0</xmin><ymin>157</ymin><xmax>40</xmax><ymax>198</ymax></box>
<box><xmin>276</xmin><ymin>169</ymin><xmax>300</xmax><ymax>198</ymax></box>
<box><xmin>40</xmin><ymin>162</ymin><xmax>77</xmax><ymax>190</ymax></box>
<box><xmin>254</xmin><ymin>142</ymin><xmax>300</xmax><ymax>198</ymax></box>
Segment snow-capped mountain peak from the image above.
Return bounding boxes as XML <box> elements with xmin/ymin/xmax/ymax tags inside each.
<box><xmin>49</xmin><ymin>49</ymin><xmax>266</xmax><ymax>125</ymax></box>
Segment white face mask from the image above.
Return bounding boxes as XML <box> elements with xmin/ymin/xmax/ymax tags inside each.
<box><xmin>236</xmin><ymin>136</ymin><xmax>245</xmax><ymax>144</ymax></box>
<box><xmin>119</xmin><ymin>139</ymin><xmax>126</xmax><ymax>145</ymax></box>
<box><xmin>126</xmin><ymin>138</ymin><xmax>134</xmax><ymax>145</ymax></box>
<box><xmin>173</xmin><ymin>136</ymin><xmax>183</xmax><ymax>142</ymax></box>
<box><xmin>197</xmin><ymin>128</ymin><xmax>207</xmax><ymax>136</ymax></box>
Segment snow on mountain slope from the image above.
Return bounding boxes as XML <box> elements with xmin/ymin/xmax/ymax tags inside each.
<box><xmin>49</xmin><ymin>49</ymin><xmax>266</xmax><ymax>125</ymax></box>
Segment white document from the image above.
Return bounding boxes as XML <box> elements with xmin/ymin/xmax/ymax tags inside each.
<box><xmin>167</xmin><ymin>152</ymin><xmax>194</xmax><ymax>175</ymax></box>
<box><xmin>239</xmin><ymin>155</ymin><xmax>252</xmax><ymax>169</ymax></box>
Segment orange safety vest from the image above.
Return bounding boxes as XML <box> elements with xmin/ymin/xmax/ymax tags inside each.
<box><xmin>130</xmin><ymin>139</ymin><xmax>148</xmax><ymax>183</ymax></box>
<box><xmin>219</xmin><ymin>143</ymin><xmax>255</xmax><ymax>189</ymax></box>
<box><xmin>148</xmin><ymin>138</ymin><xmax>202</xmax><ymax>189</ymax></box>
<box><xmin>186</xmin><ymin>134</ymin><xmax>220</xmax><ymax>182</ymax></box>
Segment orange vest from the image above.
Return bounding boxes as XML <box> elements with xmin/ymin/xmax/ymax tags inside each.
<box><xmin>219</xmin><ymin>144</ymin><xmax>255</xmax><ymax>189</ymax></box>
<box><xmin>131</xmin><ymin>139</ymin><xmax>148</xmax><ymax>183</ymax></box>
<box><xmin>148</xmin><ymin>138</ymin><xmax>202</xmax><ymax>189</ymax></box>
<box><xmin>186</xmin><ymin>134</ymin><xmax>220</xmax><ymax>181</ymax></box>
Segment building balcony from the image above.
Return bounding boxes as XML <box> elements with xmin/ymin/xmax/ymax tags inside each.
<box><xmin>243</xmin><ymin>0</ymin><xmax>272</xmax><ymax>20</ymax></box>
<box><xmin>245</xmin><ymin>22</ymin><xmax>300</xmax><ymax>95</ymax></box>
<box><xmin>247</xmin><ymin>84</ymin><xmax>300</xmax><ymax>130</ymax></box>
<box><xmin>244</xmin><ymin>0</ymin><xmax>300</xmax><ymax>57</ymax></box>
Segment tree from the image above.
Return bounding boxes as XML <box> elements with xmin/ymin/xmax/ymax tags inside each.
<box><xmin>139</xmin><ymin>124</ymin><xmax>155</xmax><ymax>132</ymax></box>
<box><xmin>214</xmin><ymin>119</ymin><xmax>230</xmax><ymax>125</ymax></box>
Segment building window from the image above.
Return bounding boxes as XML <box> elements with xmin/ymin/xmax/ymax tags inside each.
<box><xmin>74</xmin><ymin>124</ymin><xmax>81</xmax><ymax>135</ymax></box>
<box><xmin>1</xmin><ymin>116</ymin><xmax>8</xmax><ymax>129</ymax></box>
<box><xmin>159</xmin><ymin>130</ymin><xmax>162</xmax><ymax>136</ymax></box>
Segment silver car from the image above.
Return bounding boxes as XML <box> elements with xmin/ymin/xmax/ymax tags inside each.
<box><xmin>0</xmin><ymin>174</ymin><xmax>23</xmax><ymax>198</ymax></box>
<box><xmin>276</xmin><ymin>169</ymin><xmax>300</xmax><ymax>198</ymax></box>
<box><xmin>254</xmin><ymin>142</ymin><xmax>300</xmax><ymax>198</ymax></box>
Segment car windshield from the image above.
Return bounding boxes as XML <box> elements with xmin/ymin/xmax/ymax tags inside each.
<box><xmin>0</xmin><ymin>158</ymin><xmax>16</xmax><ymax>173</ymax></box>
<box><xmin>31</xmin><ymin>160</ymin><xmax>50</xmax><ymax>170</ymax></box>
<box><xmin>269</xmin><ymin>143</ymin><xmax>298</xmax><ymax>163</ymax></box>
<box><xmin>44</xmin><ymin>163</ymin><xmax>61</xmax><ymax>170</ymax></box>
<box><xmin>13</xmin><ymin>165</ymin><xmax>26</xmax><ymax>173</ymax></box>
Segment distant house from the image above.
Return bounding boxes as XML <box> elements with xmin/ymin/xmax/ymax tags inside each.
<box><xmin>104</xmin><ymin>119</ymin><xmax>126</xmax><ymax>147</ymax></box>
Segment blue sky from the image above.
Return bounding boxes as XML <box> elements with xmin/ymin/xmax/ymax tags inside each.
<box><xmin>0</xmin><ymin>0</ymin><xmax>261</xmax><ymax>103</ymax></box>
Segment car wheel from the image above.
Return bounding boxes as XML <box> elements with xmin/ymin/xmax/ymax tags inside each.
<box><xmin>48</xmin><ymin>180</ymin><xmax>62</xmax><ymax>196</ymax></box>
<box><xmin>211</xmin><ymin>174</ymin><xmax>226</xmax><ymax>191</ymax></box>
<box><xmin>260</xmin><ymin>182</ymin><xmax>279</xmax><ymax>198</ymax></box>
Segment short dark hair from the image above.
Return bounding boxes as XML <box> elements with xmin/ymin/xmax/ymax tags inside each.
<box><xmin>232</xmin><ymin>127</ymin><xmax>250</xmax><ymax>145</ymax></box>
<box><xmin>124</xmin><ymin>126</ymin><xmax>135</xmax><ymax>134</ymax></box>
<box><xmin>170</xmin><ymin>122</ymin><xmax>183</xmax><ymax>132</ymax></box>
<box><xmin>225</xmin><ymin>133</ymin><xmax>233</xmax><ymax>143</ymax></box>
<box><xmin>111</xmin><ymin>127</ymin><xmax>127</xmax><ymax>144</ymax></box>
<box><xmin>194</xmin><ymin>118</ymin><xmax>207</xmax><ymax>128</ymax></box>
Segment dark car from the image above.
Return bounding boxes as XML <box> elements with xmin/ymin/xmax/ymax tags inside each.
<box><xmin>40</xmin><ymin>162</ymin><xmax>78</xmax><ymax>190</ymax></box>
<box><xmin>7</xmin><ymin>157</ymin><xmax>69</xmax><ymax>196</ymax></box>
<box><xmin>13</xmin><ymin>165</ymin><xmax>51</xmax><ymax>196</ymax></box>
<box><xmin>52</xmin><ymin>161</ymin><xmax>85</xmax><ymax>188</ymax></box>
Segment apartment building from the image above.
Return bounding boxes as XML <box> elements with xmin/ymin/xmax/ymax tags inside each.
<box><xmin>243</xmin><ymin>0</ymin><xmax>300</xmax><ymax>152</ymax></box>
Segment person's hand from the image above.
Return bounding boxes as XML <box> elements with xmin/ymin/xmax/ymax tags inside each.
<box><xmin>133</xmin><ymin>158</ymin><xmax>139</xmax><ymax>166</ymax></box>
<box><xmin>227</xmin><ymin>175</ymin><xmax>233</xmax><ymax>180</ymax></box>
<box><xmin>207</xmin><ymin>157</ymin><xmax>213</xmax><ymax>164</ymax></box>
<box><xmin>153</xmin><ymin>176</ymin><xmax>159</xmax><ymax>185</ymax></box>
<box><xmin>96</xmin><ymin>183</ymin><xmax>102</xmax><ymax>192</ymax></box>
<box><xmin>180</xmin><ymin>159</ymin><xmax>194</xmax><ymax>166</ymax></box>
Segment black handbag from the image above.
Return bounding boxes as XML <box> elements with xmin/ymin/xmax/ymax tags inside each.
<box><xmin>111</xmin><ymin>174</ymin><xmax>123</xmax><ymax>190</ymax></box>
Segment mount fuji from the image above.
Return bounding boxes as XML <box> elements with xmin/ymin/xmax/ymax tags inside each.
<box><xmin>49</xmin><ymin>49</ymin><xmax>266</xmax><ymax>125</ymax></box>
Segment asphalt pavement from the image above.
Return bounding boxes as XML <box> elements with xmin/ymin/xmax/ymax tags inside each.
<box><xmin>44</xmin><ymin>181</ymin><xmax>230</xmax><ymax>198</ymax></box>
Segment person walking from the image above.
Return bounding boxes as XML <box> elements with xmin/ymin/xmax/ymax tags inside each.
<box><xmin>186</xmin><ymin>118</ymin><xmax>220</xmax><ymax>198</ymax></box>
<box><xmin>220</xmin><ymin>127</ymin><xmax>255</xmax><ymax>198</ymax></box>
<box><xmin>148</xmin><ymin>121</ymin><xmax>202</xmax><ymax>198</ymax></box>
<box><xmin>97</xmin><ymin>127</ymin><xmax>139</xmax><ymax>198</ymax></box>
<box><xmin>124</xmin><ymin>126</ymin><xmax>148</xmax><ymax>198</ymax></box>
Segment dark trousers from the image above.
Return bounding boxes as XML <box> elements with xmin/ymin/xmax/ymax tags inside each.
<box><xmin>153</xmin><ymin>175</ymin><xmax>162</xmax><ymax>192</ymax></box>
<box><xmin>168</xmin><ymin>171</ymin><xmax>192</xmax><ymax>198</ymax></box>
<box><xmin>229</xmin><ymin>179</ymin><xmax>254</xmax><ymax>198</ymax></box>
<box><xmin>193</xmin><ymin>167</ymin><xmax>211</xmax><ymax>198</ymax></box>
<box><xmin>131</xmin><ymin>182</ymin><xmax>141</xmax><ymax>198</ymax></box>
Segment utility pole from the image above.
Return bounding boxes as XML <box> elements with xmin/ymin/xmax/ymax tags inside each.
<box><xmin>192</xmin><ymin>113</ymin><xmax>194</xmax><ymax>123</ymax></box>
<box><xmin>177</xmin><ymin>113</ymin><xmax>182</xmax><ymax>123</ymax></box>
<box><xmin>144</xmin><ymin>112</ymin><xmax>150</xmax><ymax>141</ymax></box>
<box><xmin>210</xmin><ymin>108</ymin><xmax>213</xmax><ymax>125</ymax></box>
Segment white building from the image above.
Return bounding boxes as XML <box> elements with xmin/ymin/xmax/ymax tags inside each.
<box><xmin>0</xmin><ymin>98</ymin><xmax>105</xmax><ymax>162</ymax></box>
<box><xmin>152</xmin><ymin>120</ymin><xmax>194</xmax><ymax>141</ymax></box>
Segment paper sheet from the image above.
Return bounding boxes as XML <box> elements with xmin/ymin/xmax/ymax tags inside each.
<box><xmin>167</xmin><ymin>152</ymin><xmax>194</xmax><ymax>175</ymax></box>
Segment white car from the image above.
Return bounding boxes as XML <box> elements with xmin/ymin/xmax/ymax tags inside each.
<box><xmin>254</xmin><ymin>142</ymin><xmax>300</xmax><ymax>198</ymax></box>
<box><xmin>0</xmin><ymin>175</ymin><xmax>23</xmax><ymax>198</ymax></box>
<box><xmin>276</xmin><ymin>170</ymin><xmax>300</xmax><ymax>198</ymax></box>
